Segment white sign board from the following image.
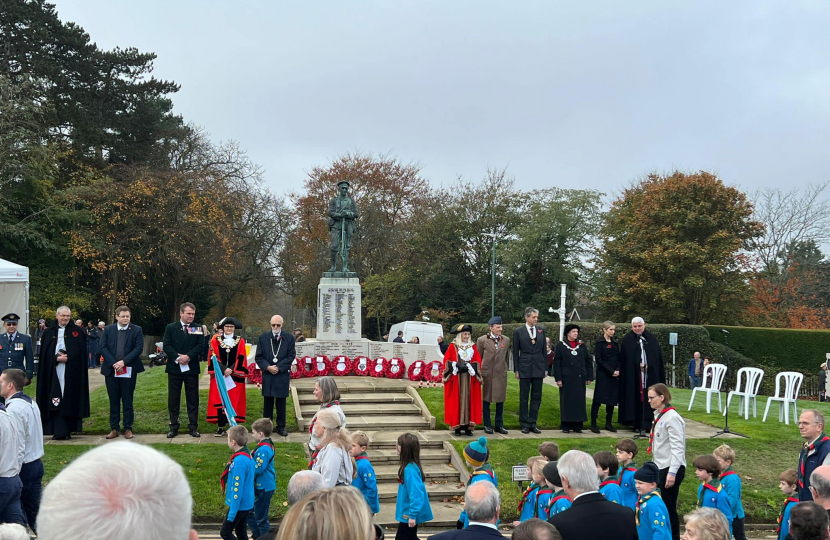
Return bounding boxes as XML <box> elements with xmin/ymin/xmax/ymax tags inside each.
<box><xmin>512</xmin><ymin>465</ymin><xmax>530</xmax><ymax>482</ymax></box>
<box><xmin>669</xmin><ymin>332</ymin><xmax>678</xmax><ymax>346</ymax></box>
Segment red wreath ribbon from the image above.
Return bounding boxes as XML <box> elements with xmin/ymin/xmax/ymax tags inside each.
<box><xmin>368</xmin><ymin>357</ymin><xmax>386</xmax><ymax>378</ymax></box>
<box><xmin>332</xmin><ymin>355</ymin><xmax>352</xmax><ymax>376</ymax></box>
<box><xmin>423</xmin><ymin>360</ymin><xmax>444</xmax><ymax>384</ymax></box>
<box><xmin>311</xmin><ymin>355</ymin><xmax>331</xmax><ymax>377</ymax></box>
<box><xmin>407</xmin><ymin>360</ymin><xmax>426</xmax><ymax>381</ymax></box>
<box><xmin>385</xmin><ymin>357</ymin><xmax>405</xmax><ymax>379</ymax></box>
<box><xmin>246</xmin><ymin>361</ymin><xmax>263</xmax><ymax>386</ymax></box>
<box><xmin>290</xmin><ymin>358</ymin><xmax>303</xmax><ymax>379</ymax></box>
<box><xmin>302</xmin><ymin>356</ymin><xmax>316</xmax><ymax>378</ymax></box>
<box><xmin>351</xmin><ymin>356</ymin><xmax>370</xmax><ymax>376</ymax></box>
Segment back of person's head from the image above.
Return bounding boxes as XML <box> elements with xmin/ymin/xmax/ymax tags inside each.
<box><xmin>683</xmin><ymin>507</ymin><xmax>731</xmax><ymax>540</ymax></box>
<box><xmin>542</xmin><ymin>461</ymin><xmax>562</xmax><ymax>488</ymax></box>
<box><xmin>316</xmin><ymin>376</ymin><xmax>341</xmax><ymax>403</ymax></box>
<box><xmin>316</xmin><ymin>408</ymin><xmax>352</xmax><ymax>451</ymax></box>
<box><xmin>37</xmin><ymin>442</ymin><xmax>195</xmax><ymax>540</ymax></box>
<box><xmin>252</xmin><ymin>418</ymin><xmax>274</xmax><ymax>437</ymax></box>
<box><xmin>276</xmin><ymin>486</ymin><xmax>373</xmax><ymax>540</ymax></box>
<box><xmin>538</xmin><ymin>441</ymin><xmax>560</xmax><ymax>461</ymax></box>
<box><xmin>287</xmin><ymin>471</ymin><xmax>327</xmax><ymax>505</ymax></box>
<box><xmin>352</xmin><ymin>430</ymin><xmax>370</xmax><ymax>449</ymax></box>
<box><xmin>397</xmin><ymin>432</ymin><xmax>424</xmax><ymax>482</ymax></box>
<box><xmin>811</xmin><ymin>466</ymin><xmax>830</xmax><ymax>501</ymax></box>
<box><xmin>227</xmin><ymin>425</ymin><xmax>249</xmax><ymax>447</ymax></box>
<box><xmin>557</xmin><ymin>450</ymin><xmax>599</xmax><ymax>493</ymax></box>
<box><xmin>0</xmin><ymin>368</ymin><xmax>26</xmax><ymax>391</ymax></box>
<box><xmin>465</xmin><ymin>481</ymin><xmax>500</xmax><ymax>523</ymax></box>
<box><xmin>713</xmin><ymin>444</ymin><xmax>735</xmax><ymax>465</ymax></box>
<box><xmin>593</xmin><ymin>451</ymin><xmax>618</xmax><ymax>474</ymax></box>
<box><xmin>693</xmin><ymin>455</ymin><xmax>722</xmax><ymax>479</ymax></box>
<box><xmin>0</xmin><ymin>523</ymin><xmax>31</xmax><ymax>540</ymax></box>
<box><xmin>790</xmin><ymin>501</ymin><xmax>830</xmax><ymax>540</ymax></box>
<box><xmin>512</xmin><ymin>518</ymin><xmax>562</xmax><ymax>540</ymax></box>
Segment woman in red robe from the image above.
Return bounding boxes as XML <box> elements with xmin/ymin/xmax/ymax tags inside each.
<box><xmin>207</xmin><ymin>317</ymin><xmax>248</xmax><ymax>435</ymax></box>
<box><xmin>443</xmin><ymin>324</ymin><xmax>483</xmax><ymax>436</ymax></box>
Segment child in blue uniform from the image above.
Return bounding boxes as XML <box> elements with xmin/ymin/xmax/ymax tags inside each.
<box><xmin>594</xmin><ymin>451</ymin><xmax>625</xmax><ymax>505</ymax></box>
<box><xmin>542</xmin><ymin>461</ymin><xmax>572</xmax><ymax>518</ymax></box>
<box><xmin>777</xmin><ymin>469</ymin><xmax>799</xmax><ymax>540</ymax></box>
<box><xmin>350</xmin><ymin>431</ymin><xmax>380</xmax><ymax>514</ymax></box>
<box><xmin>538</xmin><ymin>441</ymin><xmax>560</xmax><ymax>462</ymax></box>
<box><xmin>458</xmin><ymin>437</ymin><xmax>498</xmax><ymax>528</ymax></box>
<box><xmin>634</xmin><ymin>462</ymin><xmax>671</xmax><ymax>540</ymax></box>
<box><xmin>714</xmin><ymin>444</ymin><xmax>746</xmax><ymax>540</ymax></box>
<box><xmin>693</xmin><ymin>454</ymin><xmax>734</xmax><ymax>535</ymax></box>
<box><xmin>532</xmin><ymin>460</ymin><xmax>554</xmax><ymax>520</ymax></box>
<box><xmin>248</xmin><ymin>419</ymin><xmax>276</xmax><ymax>539</ymax></box>
<box><xmin>221</xmin><ymin>425</ymin><xmax>255</xmax><ymax>540</ymax></box>
<box><xmin>616</xmin><ymin>438</ymin><xmax>639</xmax><ymax>511</ymax></box>
<box><xmin>395</xmin><ymin>433</ymin><xmax>433</xmax><ymax>540</ymax></box>
<box><xmin>513</xmin><ymin>456</ymin><xmax>546</xmax><ymax>525</ymax></box>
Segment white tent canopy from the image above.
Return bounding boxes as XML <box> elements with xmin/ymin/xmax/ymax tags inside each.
<box><xmin>0</xmin><ymin>258</ymin><xmax>30</xmax><ymax>332</ymax></box>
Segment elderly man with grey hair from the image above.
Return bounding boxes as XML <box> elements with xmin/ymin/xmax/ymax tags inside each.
<box><xmin>548</xmin><ymin>450</ymin><xmax>637</xmax><ymax>540</ymax></box>
<box><xmin>37</xmin><ymin>442</ymin><xmax>199</xmax><ymax>540</ymax></box>
<box><xmin>809</xmin><ymin>465</ymin><xmax>830</xmax><ymax>518</ymax></box>
<box><xmin>619</xmin><ymin>316</ymin><xmax>665</xmax><ymax>436</ymax></box>
<box><xmin>512</xmin><ymin>307</ymin><xmax>548</xmax><ymax>434</ymax></box>
<box><xmin>287</xmin><ymin>470</ymin><xmax>327</xmax><ymax>505</ymax></box>
<box><xmin>427</xmin><ymin>481</ymin><xmax>502</xmax><ymax>539</ymax></box>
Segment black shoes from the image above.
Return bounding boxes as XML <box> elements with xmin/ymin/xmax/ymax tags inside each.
<box><xmin>590</xmin><ymin>424</ymin><xmax>601</xmax><ymax>434</ymax></box>
<box><xmin>530</xmin><ymin>426</ymin><xmax>541</xmax><ymax>434</ymax></box>
<box><xmin>562</xmin><ymin>428</ymin><xmax>570</xmax><ymax>433</ymax></box>
<box><xmin>166</xmin><ymin>430</ymin><xmax>178</xmax><ymax>438</ymax></box>
<box><xmin>454</xmin><ymin>428</ymin><xmax>462</xmax><ymax>436</ymax></box>
<box><xmin>276</xmin><ymin>429</ymin><xmax>289</xmax><ymax>437</ymax></box>
<box><xmin>496</xmin><ymin>427</ymin><xmax>508</xmax><ymax>435</ymax></box>
<box><xmin>215</xmin><ymin>427</ymin><xmax>225</xmax><ymax>437</ymax></box>
<box><xmin>605</xmin><ymin>424</ymin><xmax>617</xmax><ymax>433</ymax></box>
<box><xmin>573</xmin><ymin>429</ymin><xmax>583</xmax><ymax>433</ymax></box>
<box><xmin>484</xmin><ymin>426</ymin><xmax>494</xmax><ymax>434</ymax></box>
<box><xmin>521</xmin><ymin>427</ymin><xmax>530</xmax><ymax>434</ymax></box>
<box><xmin>189</xmin><ymin>430</ymin><xmax>201</xmax><ymax>438</ymax></box>
<box><xmin>464</xmin><ymin>429</ymin><xmax>474</xmax><ymax>436</ymax></box>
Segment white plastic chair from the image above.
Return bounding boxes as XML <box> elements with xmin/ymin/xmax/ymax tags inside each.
<box><xmin>763</xmin><ymin>371</ymin><xmax>804</xmax><ymax>425</ymax></box>
<box><xmin>688</xmin><ymin>363</ymin><xmax>728</xmax><ymax>414</ymax></box>
<box><xmin>723</xmin><ymin>367</ymin><xmax>764</xmax><ymax>420</ymax></box>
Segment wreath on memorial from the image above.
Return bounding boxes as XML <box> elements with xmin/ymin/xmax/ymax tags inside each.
<box><xmin>385</xmin><ymin>357</ymin><xmax>405</xmax><ymax>379</ymax></box>
<box><xmin>302</xmin><ymin>356</ymin><xmax>316</xmax><ymax>378</ymax></box>
<box><xmin>290</xmin><ymin>357</ymin><xmax>303</xmax><ymax>379</ymax></box>
<box><xmin>246</xmin><ymin>360</ymin><xmax>263</xmax><ymax>386</ymax></box>
<box><xmin>423</xmin><ymin>360</ymin><xmax>444</xmax><ymax>386</ymax></box>
<box><xmin>368</xmin><ymin>357</ymin><xmax>386</xmax><ymax>378</ymax></box>
<box><xmin>332</xmin><ymin>355</ymin><xmax>352</xmax><ymax>376</ymax></box>
<box><xmin>311</xmin><ymin>355</ymin><xmax>331</xmax><ymax>377</ymax></box>
<box><xmin>407</xmin><ymin>360</ymin><xmax>425</xmax><ymax>382</ymax></box>
<box><xmin>351</xmin><ymin>356</ymin><xmax>370</xmax><ymax>376</ymax></box>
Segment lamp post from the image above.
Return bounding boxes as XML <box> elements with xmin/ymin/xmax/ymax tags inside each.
<box><xmin>483</xmin><ymin>233</ymin><xmax>497</xmax><ymax>319</ymax></box>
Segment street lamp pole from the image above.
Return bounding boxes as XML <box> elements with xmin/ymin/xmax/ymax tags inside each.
<box><xmin>483</xmin><ymin>233</ymin><xmax>497</xmax><ymax>318</ymax></box>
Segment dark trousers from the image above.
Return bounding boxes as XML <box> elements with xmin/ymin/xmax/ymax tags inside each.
<box><xmin>483</xmin><ymin>401</ymin><xmax>504</xmax><ymax>428</ymax></box>
<box><xmin>247</xmin><ymin>489</ymin><xmax>274</xmax><ymax>538</ymax></box>
<box><xmin>658</xmin><ymin>465</ymin><xmax>685</xmax><ymax>540</ymax></box>
<box><xmin>88</xmin><ymin>343</ymin><xmax>98</xmax><ymax>367</ymax></box>
<box><xmin>518</xmin><ymin>377</ymin><xmax>543</xmax><ymax>429</ymax></box>
<box><xmin>263</xmin><ymin>397</ymin><xmax>287</xmax><ymax>431</ymax></box>
<box><xmin>732</xmin><ymin>517</ymin><xmax>746</xmax><ymax>540</ymax></box>
<box><xmin>591</xmin><ymin>402</ymin><xmax>615</xmax><ymax>425</ymax></box>
<box><xmin>634</xmin><ymin>395</ymin><xmax>652</xmax><ymax>432</ymax></box>
<box><xmin>395</xmin><ymin>522</ymin><xmax>418</xmax><ymax>540</ymax></box>
<box><xmin>220</xmin><ymin>509</ymin><xmax>250</xmax><ymax>540</ymax></box>
<box><xmin>20</xmin><ymin>459</ymin><xmax>43</xmax><ymax>532</ymax></box>
<box><xmin>168</xmin><ymin>373</ymin><xmax>200</xmax><ymax>432</ymax></box>
<box><xmin>0</xmin><ymin>476</ymin><xmax>26</xmax><ymax>527</ymax></box>
<box><xmin>105</xmin><ymin>375</ymin><xmax>137</xmax><ymax>430</ymax></box>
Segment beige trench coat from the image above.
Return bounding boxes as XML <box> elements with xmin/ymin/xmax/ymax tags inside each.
<box><xmin>476</xmin><ymin>333</ymin><xmax>510</xmax><ymax>403</ymax></box>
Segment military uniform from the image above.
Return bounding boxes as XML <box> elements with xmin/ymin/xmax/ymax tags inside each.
<box><xmin>1</xmin><ymin>313</ymin><xmax>35</xmax><ymax>381</ymax></box>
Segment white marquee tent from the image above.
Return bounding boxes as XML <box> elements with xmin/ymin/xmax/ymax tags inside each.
<box><xmin>0</xmin><ymin>258</ymin><xmax>29</xmax><ymax>331</ymax></box>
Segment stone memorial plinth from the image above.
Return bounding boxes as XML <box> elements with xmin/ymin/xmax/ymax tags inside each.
<box><xmin>295</xmin><ymin>341</ymin><xmax>443</xmax><ymax>365</ymax></box>
<box><xmin>317</xmin><ymin>277</ymin><xmax>361</xmax><ymax>340</ymax></box>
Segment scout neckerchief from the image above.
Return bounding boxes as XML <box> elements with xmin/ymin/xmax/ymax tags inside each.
<box><xmin>648</xmin><ymin>406</ymin><xmax>675</xmax><ymax>454</ymax></box>
<box><xmin>517</xmin><ymin>482</ymin><xmax>539</xmax><ymax>513</ymax></box>
<box><xmin>560</xmin><ymin>340</ymin><xmax>581</xmax><ymax>356</ymax></box>
<box><xmin>546</xmin><ymin>489</ymin><xmax>571</xmax><ymax>514</ymax></box>
<box><xmin>220</xmin><ymin>449</ymin><xmax>251</xmax><ymax>490</ymax></box>
<box><xmin>697</xmin><ymin>480</ymin><xmax>722</xmax><ymax>507</ymax></box>
<box><xmin>600</xmin><ymin>474</ymin><xmax>620</xmax><ymax>488</ymax></box>
<box><xmin>720</xmin><ymin>467</ymin><xmax>737</xmax><ymax>479</ymax></box>
<box><xmin>256</xmin><ymin>438</ymin><xmax>275</xmax><ymax>470</ymax></box>
<box><xmin>636</xmin><ymin>490</ymin><xmax>661</xmax><ymax>526</ymax></box>
<box><xmin>468</xmin><ymin>463</ymin><xmax>495</xmax><ymax>486</ymax></box>
<box><xmin>799</xmin><ymin>433</ymin><xmax>830</xmax><ymax>491</ymax></box>
<box><xmin>534</xmin><ymin>487</ymin><xmax>553</xmax><ymax>518</ymax></box>
<box><xmin>354</xmin><ymin>451</ymin><xmax>369</xmax><ymax>463</ymax></box>
<box><xmin>777</xmin><ymin>496</ymin><xmax>798</xmax><ymax>533</ymax></box>
<box><xmin>619</xmin><ymin>461</ymin><xmax>638</xmax><ymax>476</ymax></box>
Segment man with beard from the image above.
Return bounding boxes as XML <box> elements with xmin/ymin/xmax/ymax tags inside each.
<box><xmin>35</xmin><ymin>306</ymin><xmax>90</xmax><ymax>440</ymax></box>
<box><xmin>618</xmin><ymin>317</ymin><xmax>665</xmax><ymax>435</ymax></box>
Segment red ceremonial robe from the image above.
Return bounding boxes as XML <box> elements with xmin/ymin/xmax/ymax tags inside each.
<box><xmin>442</xmin><ymin>342</ymin><xmax>483</xmax><ymax>428</ymax></box>
<box><xmin>207</xmin><ymin>335</ymin><xmax>248</xmax><ymax>424</ymax></box>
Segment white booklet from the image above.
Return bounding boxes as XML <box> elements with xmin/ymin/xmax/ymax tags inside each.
<box><xmin>224</xmin><ymin>375</ymin><xmax>236</xmax><ymax>390</ymax></box>
<box><xmin>115</xmin><ymin>366</ymin><xmax>132</xmax><ymax>378</ymax></box>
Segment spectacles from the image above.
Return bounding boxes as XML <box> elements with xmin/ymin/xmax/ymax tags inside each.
<box><xmin>271</xmin><ymin>324</ymin><xmax>282</xmax><ymax>327</ymax></box>
<box><xmin>647</xmin><ymin>395</ymin><xmax>660</xmax><ymax>401</ymax></box>
<box><xmin>4</xmin><ymin>322</ymin><xmax>17</xmax><ymax>326</ymax></box>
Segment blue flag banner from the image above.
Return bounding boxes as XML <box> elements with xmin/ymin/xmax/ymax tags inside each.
<box><xmin>212</xmin><ymin>354</ymin><xmax>238</xmax><ymax>426</ymax></box>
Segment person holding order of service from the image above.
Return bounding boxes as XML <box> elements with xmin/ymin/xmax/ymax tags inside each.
<box><xmin>551</xmin><ymin>323</ymin><xmax>593</xmax><ymax>434</ymax></box>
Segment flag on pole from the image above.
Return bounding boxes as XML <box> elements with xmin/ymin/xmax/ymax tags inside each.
<box><xmin>212</xmin><ymin>354</ymin><xmax>238</xmax><ymax>427</ymax></box>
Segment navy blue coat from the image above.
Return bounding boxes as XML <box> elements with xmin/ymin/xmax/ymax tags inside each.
<box><xmin>254</xmin><ymin>330</ymin><xmax>295</xmax><ymax>398</ymax></box>
<box><xmin>0</xmin><ymin>332</ymin><xmax>35</xmax><ymax>379</ymax></box>
<box><xmin>99</xmin><ymin>324</ymin><xmax>145</xmax><ymax>378</ymax></box>
<box><xmin>427</xmin><ymin>524</ymin><xmax>504</xmax><ymax>540</ymax></box>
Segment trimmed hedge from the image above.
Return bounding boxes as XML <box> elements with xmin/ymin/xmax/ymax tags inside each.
<box><xmin>705</xmin><ymin>325</ymin><xmax>830</xmax><ymax>374</ymax></box>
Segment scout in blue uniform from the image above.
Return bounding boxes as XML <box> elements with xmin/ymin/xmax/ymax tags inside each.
<box><xmin>777</xmin><ymin>468</ymin><xmax>799</xmax><ymax>540</ymax></box>
<box><xmin>634</xmin><ymin>462</ymin><xmax>672</xmax><ymax>540</ymax></box>
<box><xmin>693</xmin><ymin>454</ymin><xmax>733</xmax><ymax>535</ymax></box>
<box><xmin>458</xmin><ymin>437</ymin><xmax>498</xmax><ymax>528</ymax></box>
<box><xmin>715</xmin><ymin>444</ymin><xmax>746</xmax><ymax>540</ymax></box>
<box><xmin>513</xmin><ymin>456</ymin><xmax>545</xmax><ymax>525</ymax></box>
<box><xmin>594</xmin><ymin>451</ymin><xmax>625</xmax><ymax>505</ymax></box>
<box><xmin>247</xmin><ymin>418</ymin><xmax>276</xmax><ymax>539</ymax></box>
<box><xmin>616</xmin><ymin>438</ymin><xmax>639</xmax><ymax>510</ymax></box>
<box><xmin>221</xmin><ymin>425</ymin><xmax>254</xmax><ymax>540</ymax></box>
<box><xmin>542</xmin><ymin>461</ymin><xmax>572</xmax><ymax>517</ymax></box>
<box><xmin>1</xmin><ymin>313</ymin><xmax>35</xmax><ymax>384</ymax></box>
<box><xmin>350</xmin><ymin>430</ymin><xmax>380</xmax><ymax>514</ymax></box>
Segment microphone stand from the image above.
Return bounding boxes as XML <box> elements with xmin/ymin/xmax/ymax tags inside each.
<box><xmin>711</xmin><ymin>331</ymin><xmax>749</xmax><ymax>439</ymax></box>
<box><xmin>633</xmin><ymin>336</ymin><xmax>650</xmax><ymax>439</ymax></box>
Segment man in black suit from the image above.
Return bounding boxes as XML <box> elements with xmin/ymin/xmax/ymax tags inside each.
<box><xmin>393</xmin><ymin>331</ymin><xmax>405</xmax><ymax>343</ymax></box>
<box><xmin>162</xmin><ymin>302</ymin><xmax>205</xmax><ymax>438</ymax></box>
<box><xmin>98</xmin><ymin>306</ymin><xmax>144</xmax><ymax>439</ymax></box>
<box><xmin>427</xmin><ymin>481</ymin><xmax>503</xmax><ymax>540</ymax></box>
<box><xmin>255</xmin><ymin>314</ymin><xmax>295</xmax><ymax>437</ymax></box>
<box><xmin>512</xmin><ymin>307</ymin><xmax>547</xmax><ymax>434</ymax></box>
<box><xmin>548</xmin><ymin>450</ymin><xmax>638</xmax><ymax>540</ymax></box>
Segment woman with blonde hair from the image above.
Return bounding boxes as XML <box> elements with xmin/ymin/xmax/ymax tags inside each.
<box><xmin>310</xmin><ymin>408</ymin><xmax>354</xmax><ymax>487</ymax></box>
<box><xmin>276</xmin><ymin>486</ymin><xmax>375</xmax><ymax>540</ymax></box>
<box><xmin>681</xmin><ymin>507</ymin><xmax>730</xmax><ymax>540</ymax></box>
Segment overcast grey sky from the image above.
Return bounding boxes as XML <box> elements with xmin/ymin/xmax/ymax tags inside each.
<box><xmin>52</xmin><ymin>1</ymin><xmax>830</xmax><ymax>198</ymax></box>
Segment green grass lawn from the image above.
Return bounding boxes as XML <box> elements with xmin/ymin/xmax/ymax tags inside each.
<box><xmin>42</xmin><ymin>443</ymin><xmax>308</xmax><ymax>521</ymax></box>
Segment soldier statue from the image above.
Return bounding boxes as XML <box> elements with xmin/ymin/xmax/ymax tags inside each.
<box><xmin>327</xmin><ymin>180</ymin><xmax>359</xmax><ymax>274</ymax></box>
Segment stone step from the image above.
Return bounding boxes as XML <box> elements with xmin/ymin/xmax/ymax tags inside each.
<box><xmin>373</xmin><ymin>463</ymin><xmax>460</xmax><ymax>483</ymax></box>
<box><xmin>293</xmin><ymin>379</ymin><xmax>411</xmax><ymax>394</ymax></box>
<box><xmin>375</xmin><ymin>501</ymin><xmax>467</xmax><ymax>528</ymax></box>
<box><xmin>346</xmin><ymin>415</ymin><xmax>430</xmax><ymax>430</ymax></box>
<box><xmin>368</xmin><ymin>439</ymin><xmax>444</xmax><ymax>450</ymax></box>
<box><xmin>300</xmin><ymin>403</ymin><xmax>422</xmax><ymax>416</ymax></box>
<box><xmin>367</xmin><ymin>448</ymin><xmax>450</xmax><ymax>465</ymax></box>
<box><xmin>297</xmin><ymin>392</ymin><xmax>414</xmax><ymax>404</ymax></box>
<box><xmin>378</xmin><ymin>480</ymin><xmax>466</xmax><ymax>502</ymax></box>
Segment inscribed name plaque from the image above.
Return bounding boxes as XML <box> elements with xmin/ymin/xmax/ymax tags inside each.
<box><xmin>317</xmin><ymin>277</ymin><xmax>362</xmax><ymax>341</ymax></box>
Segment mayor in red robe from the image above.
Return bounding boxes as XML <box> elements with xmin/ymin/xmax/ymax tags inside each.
<box><xmin>206</xmin><ymin>317</ymin><xmax>248</xmax><ymax>434</ymax></box>
<box><xmin>443</xmin><ymin>324</ymin><xmax>483</xmax><ymax>436</ymax></box>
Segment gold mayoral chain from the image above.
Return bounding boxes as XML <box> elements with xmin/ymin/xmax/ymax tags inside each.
<box><xmin>561</xmin><ymin>340</ymin><xmax>580</xmax><ymax>356</ymax></box>
<box><xmin>217</xmin><ymin>335</ymin><xmax>241</xmax><ymax>351</ymax></box>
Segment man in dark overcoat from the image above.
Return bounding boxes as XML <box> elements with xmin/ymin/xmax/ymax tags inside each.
<box><xmin>618</xmin><ymin>316</ymin><xmax>665</xmax><ymax>435</ymax></box>
<box><xmin>512</xmin><ymin>307</ymin><xmax>547</xmax><ymax>434</ymax></box>
<box><xmin>162</xmin><ymin>302</ymin><xmax>205</xmax><ymax>438</ymax></box>
<box><xmin>35</xmin><ymin>306</ymin><xmax>90</xmax><ymax>439</ymax></box>
<box><xmin>476</xmin><ymin>316</ymin><xmax>510</xmax><ymax>435</ymax></box>
<box><xmin>255</xmin><ymin>314</ymin><xmax>295</xmax><ymax>437</ymax></box>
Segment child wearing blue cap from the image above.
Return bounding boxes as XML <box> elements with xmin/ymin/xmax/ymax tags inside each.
<box><xmin>457</xmin><ymin>436</ymin><xmax>498</xmax><ymax>529</ymax></box>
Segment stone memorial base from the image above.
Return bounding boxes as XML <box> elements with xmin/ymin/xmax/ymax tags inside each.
<box><xmin>317</xmin><ymin>277</ymin><xmax>361</xmax><ymax>340</ymax></box>
<box><xmin>295</xmin><ymin>340</ymin><xmax>444</xmax><ymax>365</ymax></box>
